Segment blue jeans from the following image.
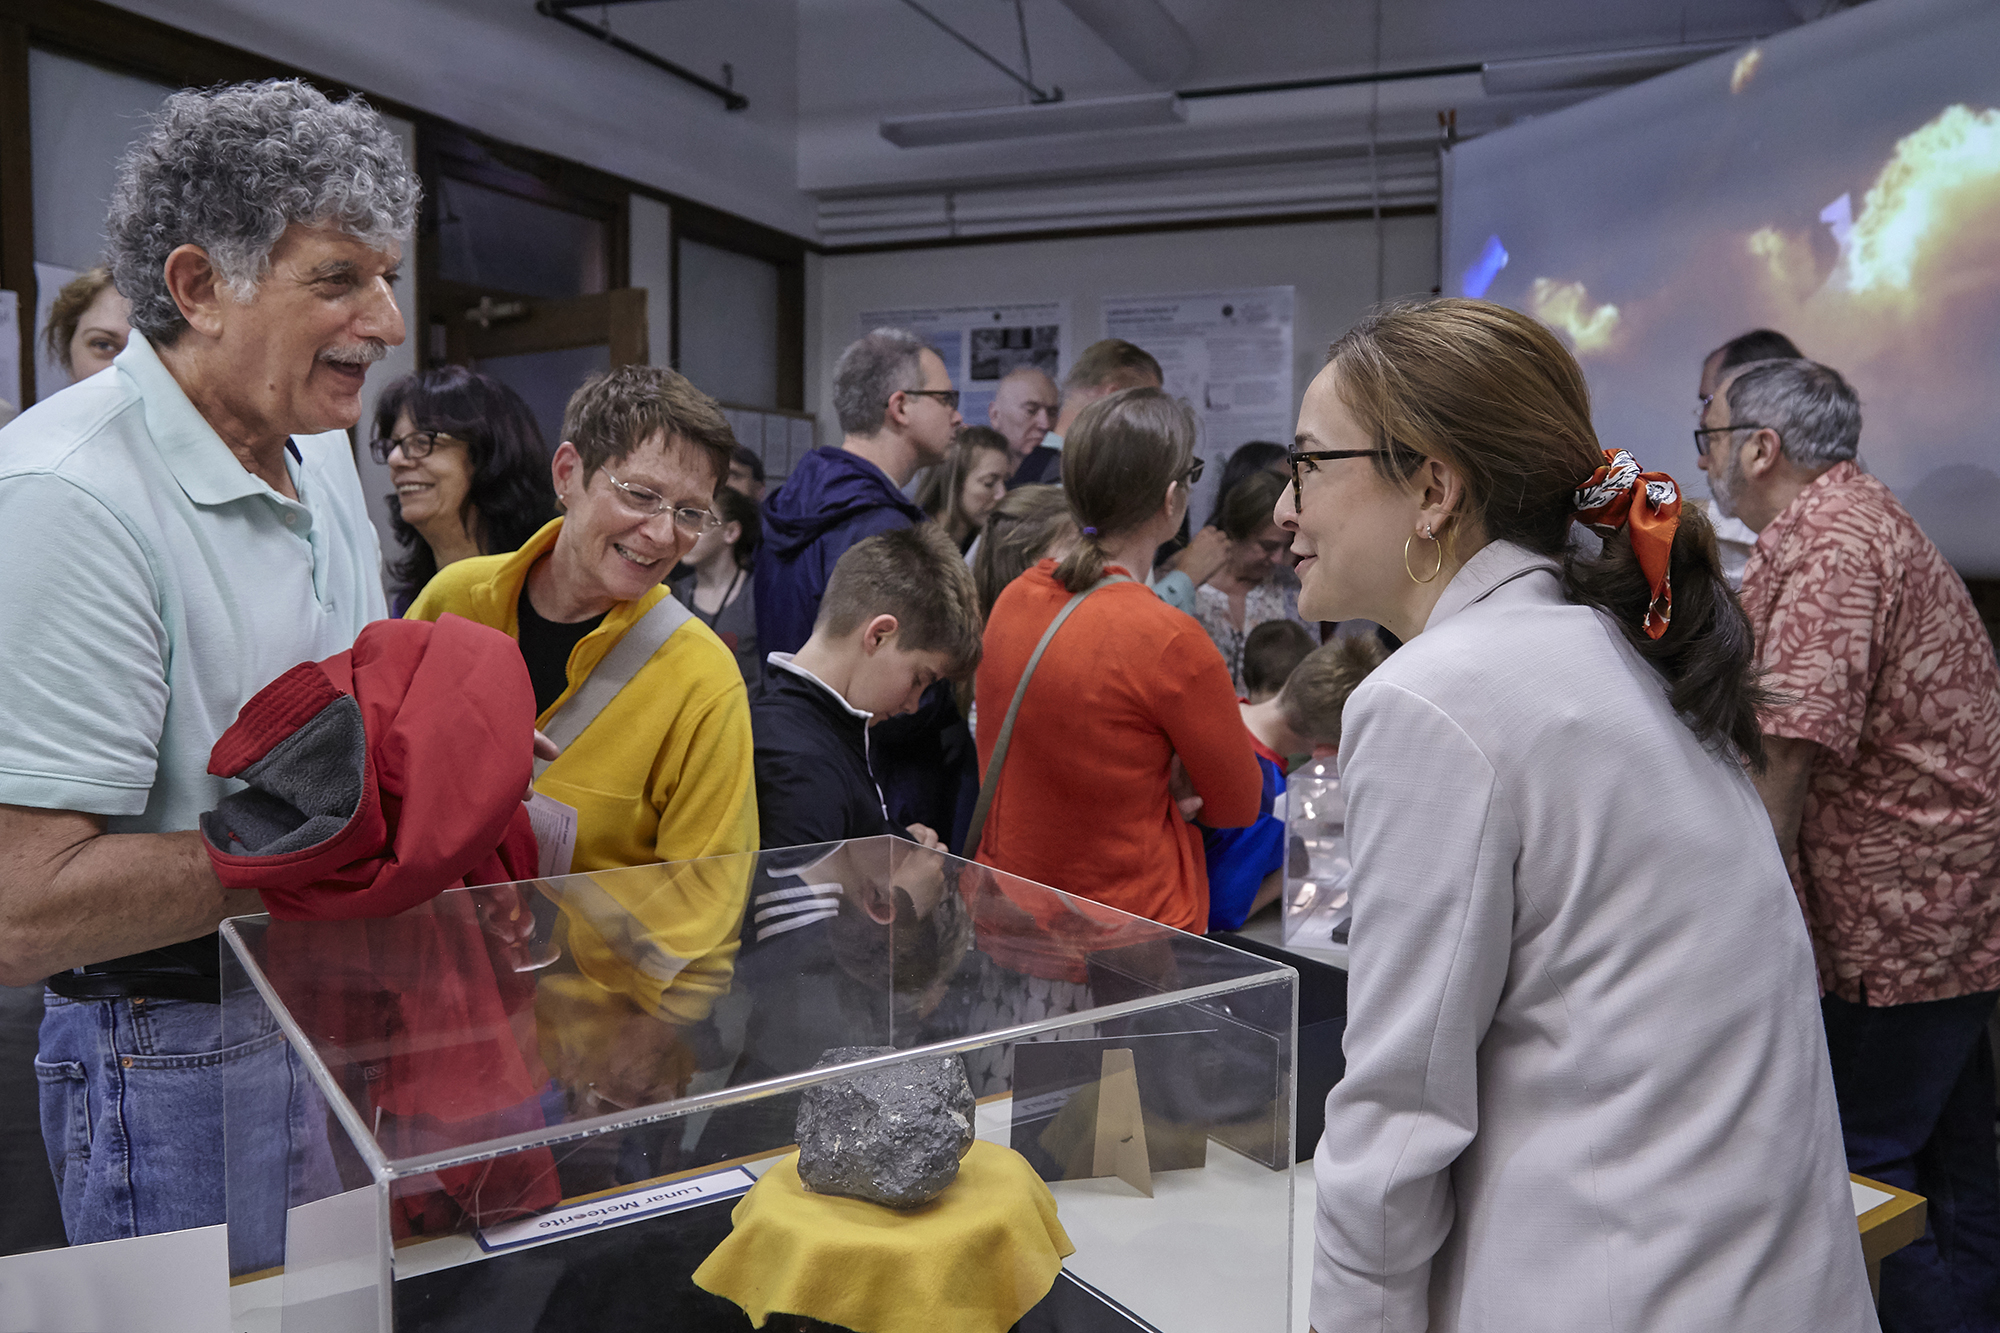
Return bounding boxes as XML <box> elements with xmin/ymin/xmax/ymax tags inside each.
<box><xmin>35</xmin><ymin>992</ymin><xmax>314</xmax><ymax>1255</ymax></box>
<box><xmin>1822</xmin><ymin>988</ymin><xmax>2000</xmax><ymax>1333</ymax></box>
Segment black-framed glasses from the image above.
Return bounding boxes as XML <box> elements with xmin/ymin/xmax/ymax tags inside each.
<box><xmin>1691</xmin><ymin>423</ymin><xmax>1772</xmax><ymax>458</ymax></box>
<box><xmin>897</xmin><ymin>388</ymin><xmax>961</xmax><ymax>411</ymax></box>
<box><xmin>1286</xmin><ymin>449</ymin><xmax>1384</xmax><ymax>511</ymax></box>
<box><xmin>368</xmin><ymin>429</ymin><xmax>458</xmax><ymax>464</ymax></box>
<box><xmin>601</xmin><ymin>467</ymin><xmax>722</xmax><ymax>536</ymax></box>
<box><xmin>1183</xmin><ymin>456</ymin><xmax>1206</xmax><ymax>485</ymax></box>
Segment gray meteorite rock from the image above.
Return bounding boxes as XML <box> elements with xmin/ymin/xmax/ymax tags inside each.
<box><xmin>795</xmin><ymin>1045</ymin><xmax>976</xmax><ymax>1208</ymax></box>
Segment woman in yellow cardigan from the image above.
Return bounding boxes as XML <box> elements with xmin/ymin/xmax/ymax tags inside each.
<box><xmin>408</xmin><ymin>365</ymin><xmax>757</xmax><ymax>1114</ymax></box>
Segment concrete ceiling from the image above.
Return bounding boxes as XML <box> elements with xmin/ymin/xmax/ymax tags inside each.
<box><xmin>802</xmin><ymin>0</ymin><xmax>1801</xmax><ymax>111</ymax></box>
<box><xmin>793</xmin><ymin>0</ymin><xmax>1825</xmax><ymax>241</ymax></box>
<box><xmin>108</xmin><ymin>0</ymin><xmax>1858</xmax><ymax>244</ymax></box>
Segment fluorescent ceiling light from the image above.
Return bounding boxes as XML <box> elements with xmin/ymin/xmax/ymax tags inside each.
<box><xmin>880</xmin><ymin>93</ymin><xmax>1186</xmax><ymax>148</ymax></box>
<box><xmin>1480</xmin><ymin>41</ymin><xmax>1738</xmax><ymax>95</ymax></box>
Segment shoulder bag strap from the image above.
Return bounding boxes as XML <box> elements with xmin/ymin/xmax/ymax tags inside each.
<box><xmin>534</xmin><ymin>592</ymin><xmax>695</xmax><ymax>778</ymax></box>
<box><xmin>963</xmin><ymin>574</ymin><xmax>1131</xmax><ymax>857</ymax></box>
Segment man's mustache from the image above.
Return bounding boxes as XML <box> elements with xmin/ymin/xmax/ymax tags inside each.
<box><xmin>318</xmin><ymin>340</ymin><xmax>389</xmax><ymax>367</ymax></box>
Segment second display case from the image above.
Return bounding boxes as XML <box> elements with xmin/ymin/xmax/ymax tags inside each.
<box><xmin>222</xmin><ymin>836</ymin><xmax>1299</xmax><ymax>1333</ymax></box>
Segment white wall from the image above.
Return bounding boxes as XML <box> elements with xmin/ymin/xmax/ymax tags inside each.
<box><xmin>28</xmin><ymin>49</ymin><xmax>171</xmax><ymax>274</ymax></box>
<box><xmin>103</xmin><ymin>0</ymin><xmax>812</xmax><ymax>238</ymax></box>
<box><xmin>27</xmin><ymin>50</ymin><xmax>173</xmax><ymax>402</ymax></box>
<box><xmin>678</xmin><ymin>238</ymin><xmax>781</xmax><ymax>408</ymax></box>
<box><xmin>809</xmin><ymin>212</ymin><xmax>1439</xmax><ymax>455</ymax></box>
<box><xmin>628</xmin><ymin>194</ymin><xmax>674</xmax><ymax>368</ymax></box>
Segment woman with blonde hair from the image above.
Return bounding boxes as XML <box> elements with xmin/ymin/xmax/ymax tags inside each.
<box><xmin>971</xmin><ymin>387</ymin><xmax>1260</xmax><ymax>931</ymax></box>
<box><xmin>1287</xmin><ymin>298</ymin><xmax>1871</xmax><ymax>1331</ymax></box>
<box><xmin>916</xmin><ymin>425</ymin><xmax>1012</xmax><ymax>552</ymax></box>
<box><xmin>42</xmin><ymin>267</ymin><xmax>131</xmax><ymax>383</ymax></box>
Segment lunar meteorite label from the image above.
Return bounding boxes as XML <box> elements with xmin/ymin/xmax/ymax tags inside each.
<box><xmin>475</xmin><ymin>1165</ymin><xmax>756</xmax><ymax>1253</ymax></box>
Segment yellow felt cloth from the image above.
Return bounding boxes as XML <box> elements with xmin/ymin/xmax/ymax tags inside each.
<box><xmin>693</xmin><ymin>1140</ymin><xmax>1074</xmax><ymax>1333</ymax></box>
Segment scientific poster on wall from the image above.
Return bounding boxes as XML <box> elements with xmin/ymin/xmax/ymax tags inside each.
<box><xmin>1102</xmin><ymin>287</ymin><xmax>1294</xmax><ymax>527</ymax></box>
<box><xmin>856</xmin><ymin>301</ymin><xmax>1069</xmax><ymax>435</ymax></box>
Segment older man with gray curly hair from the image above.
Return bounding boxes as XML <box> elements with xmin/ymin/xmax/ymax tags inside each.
<box><xmin>0</xmin><ymin>79</ymin><xmax>415</xmax><ymax>1243</ymax></box>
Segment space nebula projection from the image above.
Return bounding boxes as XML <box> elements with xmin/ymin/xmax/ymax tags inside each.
<box><xmin>1445</xmin><ymin>0</ymin><xmax>2000</xmax><ymax>573</ymax></box>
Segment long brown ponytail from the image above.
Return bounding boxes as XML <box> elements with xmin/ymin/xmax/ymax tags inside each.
<box><xmin>1052</xmin><ymin>387</ymin><xmax>1196</xmax><ymax>593</ymax></box>
<box><xmin>1327</xmin><ymin>298</ymin><xmax>1771</xmax><ymax>766</ymax></box>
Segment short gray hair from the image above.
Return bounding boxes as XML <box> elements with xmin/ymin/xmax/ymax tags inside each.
<box><xmin>833</xmin><ymin>327</ymin><xmax>929</xmax><ymax>436</ymax></box>
<box><xmin>107</xmin><ymin>80</ymin><xmax>421</xmax><ymax>345</ymax></box>
<box><xmin>1722</xmin><ymin>358</ymin><xmax>1861</xmax><ymax>469</ymax></box>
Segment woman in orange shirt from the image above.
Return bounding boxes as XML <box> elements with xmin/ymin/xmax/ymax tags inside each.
<box><xmin>972</xmin><ymin>387</ymin><xmax>1262</xmax><ymax>933</ymax></box>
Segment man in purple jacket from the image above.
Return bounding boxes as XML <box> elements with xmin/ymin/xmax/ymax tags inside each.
<box><xmin>757</xmin><ymin>329</ymin><xmax>969</xmax><ymax>842</ymax></box>
<box><xmin>756</xmin><ymin>327</ymin><xmax>960</xmax><ymax>657</ymax></box>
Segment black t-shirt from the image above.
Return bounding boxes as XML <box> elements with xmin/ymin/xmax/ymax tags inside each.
<box><xmin>516</xmin><ymin>587</ymin><xmax>606</xmax><ymax>716</ymax></box>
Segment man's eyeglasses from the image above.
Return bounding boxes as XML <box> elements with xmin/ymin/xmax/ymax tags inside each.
<box><xmin>1286</xmin><ymin>449</ymin><xmax>1384</xmax><ymax>511</ymax></box>
<box><xmin>1691</xmin><ymin>423</ymin><xmax>1773</xmax><ymax>458</ymax></box>
<box><xmin>602</xmin><ymin>467</ymin><xmax>722</xmax><ymax>536</ymax></box>
<box><xmin>897</xmin><ymin>388</ymin><xmax>961</xmax><ymax>411</ymax></box>
<box><xmin>1183</xmin><ymin>457</ymin><xmax>1206</xmax><ymax>485</ymax></box>
<box><xmin>369</xmin><ymin>429</ymin><xmax>459</xmax><ymax>464</ymax></box>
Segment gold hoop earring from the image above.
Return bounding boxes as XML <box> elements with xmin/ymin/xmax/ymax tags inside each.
<box><xmin>1404</xmin><ymin>526</ymin><xmax>1444</xmax><ymax>584</ymax></box>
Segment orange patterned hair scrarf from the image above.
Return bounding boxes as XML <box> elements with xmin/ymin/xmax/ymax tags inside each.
<box><xmin>1572</xmin><ymin>449</ymin><xmax>1683</xmax><ymax>639</ymax></box>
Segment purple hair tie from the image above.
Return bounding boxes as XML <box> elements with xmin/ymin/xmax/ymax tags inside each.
<box><xmin>1082</xmin><ymin>526</ymin><xmax>1098</xmax><ymax>536</ymax></box>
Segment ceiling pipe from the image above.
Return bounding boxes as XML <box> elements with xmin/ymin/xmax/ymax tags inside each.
<box><xmin>1180</xmin><ymin>63</ymin><xmax>1482</xmax><ymax>101</ymax></box>
<box><xmin>535</xmin><ymin>0</ymin><xmax>748</xmax><ymax>111</ymax></box>
<box><xmin>895</xmin><ymin>0</ymin><xmax>1061</xmax><ymax>103</ymax></box>
<box><xmin>1053</xmin><ymin>0</ymin><xmax>1197</xmax><ymax>85</ymax></box>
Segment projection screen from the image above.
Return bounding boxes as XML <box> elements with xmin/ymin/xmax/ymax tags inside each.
<box><xmin>1442</xmin><ymin>0</ymin><xmax>2000</xmax><ymax>574</ymax></box>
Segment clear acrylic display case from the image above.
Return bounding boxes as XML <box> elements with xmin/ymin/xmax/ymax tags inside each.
<box><xmin>221</xmin><ymin>836</ymin><xmax>1298</xmax><ymax>1332</ymax></box>
<box><xmin>1282</xmin><ymin>757</ymin><xmax>1352</xmax><ymax>956</ymax></box>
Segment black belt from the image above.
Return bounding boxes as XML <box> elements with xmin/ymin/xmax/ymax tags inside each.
<box><xmin>46</xmin><ymin>969</ymin><xmax>222</xmax><ymax>1005</ymax></box>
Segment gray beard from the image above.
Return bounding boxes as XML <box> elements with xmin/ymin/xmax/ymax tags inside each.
<box><xmin>1708</xmin><ymin>452</ymin><xmax>1746</xmax><ymax>520</ymax></box>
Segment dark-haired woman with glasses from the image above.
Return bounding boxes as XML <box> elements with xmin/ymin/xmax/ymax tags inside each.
<box><xmin>370</xmin><ymin>367</ymin><xmax>556</xmax><ymax>612</ymax></box>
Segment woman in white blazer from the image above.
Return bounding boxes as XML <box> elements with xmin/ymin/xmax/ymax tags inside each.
<box><xmin>1284</xmin><ymin>299</ymin><xmax>1874</xmax><ymax>1332</ymax></box>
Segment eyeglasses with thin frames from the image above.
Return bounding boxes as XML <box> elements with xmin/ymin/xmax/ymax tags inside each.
<box><xmin>601</xmin><ymin>467</ymin><xmax>722</xmax><ymax>536</ymax></box>
<box><xmin>1691</xmin><ymin>423</ymin><xmax>1773</xmax><ymax>458</ymax></box>
<box><xmin>897</xmin><ymin>388</ymin><xmax>961</xmax><ymax>411</ymax></box>
<box><xmin>369</xmin><ymin>429</ymin><xmax>459</xmax><ymax>464</ymax></box>
<box><xmin>1286</xmin><ymin>449</ymin><xmax>1385</xmax><ymax>512</ymax></box>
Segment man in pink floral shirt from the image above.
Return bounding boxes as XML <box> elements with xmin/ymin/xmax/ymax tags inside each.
<box><xmin>1706</xmin><ymin>356</ymin><xmax>2000</xmax><ymax>1330</ymax></box>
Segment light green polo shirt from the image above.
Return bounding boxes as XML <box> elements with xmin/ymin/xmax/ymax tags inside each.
<box><xmin>0</xmin><ymin>332</ymin><xmax>386</xmax><ymax>834</ymax></box>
